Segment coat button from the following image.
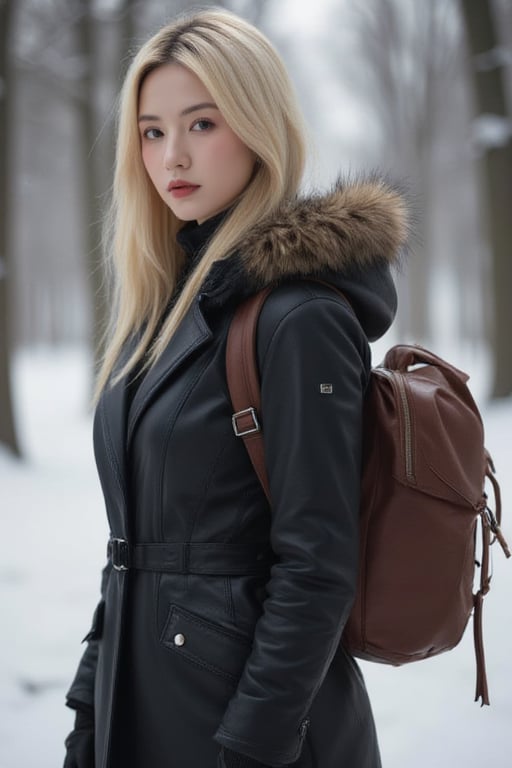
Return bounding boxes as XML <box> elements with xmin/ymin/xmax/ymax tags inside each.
<box><xmin>173</xmin><ymin>633</ymin><xmax>186</xmax><ymax>647</ymax></box>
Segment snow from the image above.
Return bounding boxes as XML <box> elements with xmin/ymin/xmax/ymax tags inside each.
<box><xmin>1</xmin><ymin>348</ymin><xmax>107</xmax><ymax>768</ymax></box>
<box><xmin>1</xmin><ymin>347</ymin><xmax>511</xmax><ymax>768</ymax></box>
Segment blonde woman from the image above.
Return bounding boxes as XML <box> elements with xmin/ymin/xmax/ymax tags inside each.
<box><xmin>63</xmin><ymin>8</ymin><xmax>407</xmax><ymax>768</ymax></box>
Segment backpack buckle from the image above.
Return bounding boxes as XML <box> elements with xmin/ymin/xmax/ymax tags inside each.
<box><xmin>232</xmin><ymin>407</ymin><xmax>261</xmax><ymax>437</ymax></box>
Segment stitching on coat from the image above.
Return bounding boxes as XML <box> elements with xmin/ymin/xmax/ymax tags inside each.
<box><xmin>163</xmin><ymin>642</ymin><xmax>239</xmax><ymax>683</ymax></box>
<box><xmin>157</xmin><ymin>352</ymin><xmax>213</xmax><ymax>541</ymax></box>
<box><xmin>160</xmin><ymin>605</ymin><xmax>250</xmax><ymax>682</ymax></box>
<box><xmin>128</xmin><ymin>304</ymin><xmax>210</xmax><ymax>441</ymax></box>
<box><xmin>187</xmin><ymin>313</ymin><xmax>235</xmax><ymax>539</ymax></box>
<box><xmin>189</xmin><ymin>430</ymin><xmax>231</xmax><ymax>539</ymax></box>
<box><xmin>100</xmin><ymin>398</ymin><xmax>127</xmax><ymax>506</ymax></box>
<box><xmin>223</xmin><ymin>576</ymin><xmax>236</xmax><ymax>624</ymax></box>
<box><xmin>258</xmin><ymin>293</ymin><xmax>358</xmax><ymax>377</ymax></box>
<box><xmin>164</xmin><ymin>604</ymin><xmax>251</xmax><ymax>643</ymax></box>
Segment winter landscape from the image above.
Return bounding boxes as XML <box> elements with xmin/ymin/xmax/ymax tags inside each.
<box><xmin>2</xmin><ymin>1</ymin><xmax>511</xmax><ymax>766</ymax></box>
<box><xmin>1</xmin><ymin>345</ymin><xmax>511</xmax><ymax>768</ymax></box>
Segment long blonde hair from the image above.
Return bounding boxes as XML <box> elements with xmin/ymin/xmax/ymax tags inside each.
<box><xmin>95</xmin><ymin>8</ymin><xmax>307</xmax><ymax>399</ymax></box>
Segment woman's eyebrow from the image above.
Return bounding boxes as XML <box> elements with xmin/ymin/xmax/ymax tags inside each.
<box><xmin>138</xmin><ymin>114</ymin><xmax>160</xmax><ymax>123</ymax></box>
<box><xmin>138</xmin><ymin>102</ymin><xmax>218</xmax><ymax>122</ymax></box>
<box><xmin>181</xmin><ymin>101</ymin><xmax>218</xmax><ymax>116</ymax></box>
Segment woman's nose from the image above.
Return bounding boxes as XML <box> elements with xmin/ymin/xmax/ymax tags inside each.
<box><xmin>164</xmin><ymin>136</ymin><xmax>190</xmax><ymax>170</ymax></box>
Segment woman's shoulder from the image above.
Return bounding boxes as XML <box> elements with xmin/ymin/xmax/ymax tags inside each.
<box><xmin>257</xmin><ymin>279</ymin><xmax>354</xmax><ymax>327</ymax></box>
<box><xmin>255</xmin><ymin>279</ymin><xmax>370</xmax><ymax>372</ymax></box>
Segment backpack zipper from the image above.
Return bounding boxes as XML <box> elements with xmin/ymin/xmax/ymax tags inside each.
<box><xmin>375</xmin><ymin>368</ymin><xmax>415</xmax><ymax>484</ymax></box>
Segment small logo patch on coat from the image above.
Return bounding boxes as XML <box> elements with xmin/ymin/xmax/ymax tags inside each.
<box><xmin>320</xmin><ymin>383</ymin><xmax>333</xmax><ymax>394</ymax></box>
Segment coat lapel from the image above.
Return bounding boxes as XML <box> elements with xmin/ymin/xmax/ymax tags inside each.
<box><xmin>127</xmin><ymin>298</ymin><xmax>213</xmax><ymax>446</ymax></box>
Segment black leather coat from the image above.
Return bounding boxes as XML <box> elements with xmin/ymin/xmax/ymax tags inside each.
<box><xmin>66</xmin><ymin>179</ymin><xmax>407</xmax><ymax>768</ymax></box>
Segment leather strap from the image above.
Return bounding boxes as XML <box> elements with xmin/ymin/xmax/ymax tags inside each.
<box><xmin>473</xmin><ymin>452</ymin><xmax>510</xmax><ymax>705</ymax></box>
<box><xmin>474</xmin><ymin>505</ymin><xmax>491</xmax><ymax>706</ymax></box>
<box><xmin>226</xmin><ymin>286</ymin><xmax>274</xmax><ymax>501</ymax></box>
<box><xmin>225</xmin><ymin>280</ymin><xmax>353</xmax><ymax>504</ymax></box>
<box><xmin>484</xmin><ymin>451</ymin><xmax>510</xmax><ymax>556</ymax></box>
<box><xmin>107</xmin><ymin>539</ymin><xmax>273</xmax><ymax>576</ymax></box>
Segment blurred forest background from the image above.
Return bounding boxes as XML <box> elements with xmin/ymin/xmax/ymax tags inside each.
<box><xmin>0</xmin><ymin>0</ymin><xmax>511</xmax><ymax>457</ymax></box>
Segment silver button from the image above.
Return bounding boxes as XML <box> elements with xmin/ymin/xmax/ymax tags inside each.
<box><xmin>173</xmin><ymin>633</ymin><xmax>186</xmax><ymax>647</ymax></box>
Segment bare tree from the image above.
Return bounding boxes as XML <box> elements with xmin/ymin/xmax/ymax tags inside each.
<box><xmin>73</xmin><ymin>0</ymin><xmax>141</xmax><ymax>374</ymax></box>
<box><xmin>73</xmin><ymin>0</ymin><xmax>102</xmax><ymax>369</ymax></box>
<box><xmin>336</xmin><ymin>0</ymin><xmax>463</xmax><ymax>342</ymax></box>
<box><xmin>461</xmin><ymin>0</ymin><xmax>512</xmax><ymax>397</ymax></box>
<box><xmin>0</xmin><ymin>0</ymin><xmax>21</xmax><ymax>456</ymax></box>
<box><xmin>13</xmin><ymin>0</ymin><xmax>140</xmax><ymax>371</ymax></box>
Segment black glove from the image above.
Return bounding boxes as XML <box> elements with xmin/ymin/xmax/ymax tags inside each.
<box><xmin>219</xmin><ymin>745</ymin><xmax>276</xmax><ymax>768</ymax></box>
<box><xmin>63</xmin><ymin>707</ymin><xmax>95</xmax><ymax>768</ymax></box>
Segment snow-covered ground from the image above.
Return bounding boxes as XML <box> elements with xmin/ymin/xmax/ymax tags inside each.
<box><xmin>1</xmin><ymin>346</ymin><xmax>511</xmax><ymax>768</ymax></box>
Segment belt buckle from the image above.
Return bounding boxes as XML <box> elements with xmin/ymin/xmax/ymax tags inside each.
<box><xmin>110</xmin><ymin>538</ymin><xmax>130</xmax><ymax>571</ymax></box>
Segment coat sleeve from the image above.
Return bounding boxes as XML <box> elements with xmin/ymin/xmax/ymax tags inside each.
<box><xmin>214</xmin><ymin>285</ymin><xmax>370</xmax><ymax>766</ymax></box>
<box><xmin>65</xmin><ymin>560</ymin><xmax>111</xmax><ymax>711</ymax></box>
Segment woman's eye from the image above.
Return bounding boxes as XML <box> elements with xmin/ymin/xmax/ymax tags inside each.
<box><xmin>143</xmin><ymin>127</ymin><xmax>163</xmax><ymax>139</ymax></box>
<box><xmin>191</xmin><ymin>119</ymin><xmax>214</xmax><ymax>132</ymax></box>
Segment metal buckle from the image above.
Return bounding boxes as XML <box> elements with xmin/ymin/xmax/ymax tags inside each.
<box><xmin>232</xmin><ymin>407</ymin><xmax>261</xmax><ymax>437</ymax></box>
<box><xmin>110</xmin><ymin>538</ymin><xmax>130</xmax><ymax>571</ymax></box>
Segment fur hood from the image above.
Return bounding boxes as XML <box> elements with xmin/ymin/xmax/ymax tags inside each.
<box><xmin>236</xmin><ymin>176</ymin><xmax>408</xmax><ymax>285</ymax></box>
<box><xmin>181</xmin><ymin>177</ymin><xmax>409</xmax><ymax>341</ymax></box>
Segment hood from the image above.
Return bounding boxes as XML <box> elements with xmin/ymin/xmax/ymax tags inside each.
<box><xmin>198</xmin><ymin>176</ymin><xmax>409</xmax><ymax>341</ymax></box>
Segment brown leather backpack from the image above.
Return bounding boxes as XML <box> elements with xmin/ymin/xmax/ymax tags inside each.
<box><xmin>226</xmin><ymin>284</ymin><xmax>510</xmax><ymax>705</ymax></box>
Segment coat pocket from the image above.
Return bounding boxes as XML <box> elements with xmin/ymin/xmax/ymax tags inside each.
<box><xmin>160</xmin><ymin>604</ymin><xmax>252</xmax><ymax>684</ymax></box>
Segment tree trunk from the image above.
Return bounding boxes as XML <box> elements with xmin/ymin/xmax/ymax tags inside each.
<box><xmin>0</xmin><ymin>0</ymin><xmax>21</xmax><ymax>456</ymax></box>
<box><xmin>461</xmin><ymin>0</ymin><xmax>512</xmax><ymax>397</ymax></box>
<box><xmin>75</xmin><ymin>0</ymin><xmax>139</xmax><ymax>381</ymax></box>
<box><xmin>74</xmin><ymin>0</ymin><xmax>106</xmax><ymax>376</ymax></box>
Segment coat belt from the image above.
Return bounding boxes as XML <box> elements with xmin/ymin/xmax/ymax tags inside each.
<box><xmin>107</xmin><ymin>537</ymin><xmax>273</xmax><ymax>576</ymax></box>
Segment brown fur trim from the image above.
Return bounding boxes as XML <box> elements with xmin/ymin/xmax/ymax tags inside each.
<box><xmin>237</xmin><ymin>177</ymin><xmax>409</xmax><ymax>284</ymax></box>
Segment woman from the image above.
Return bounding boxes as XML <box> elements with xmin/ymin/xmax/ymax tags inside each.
<box><xmin>63</xmin><ymin>8</ymin><xmax>407</xmax><ymax>768</ymax></box>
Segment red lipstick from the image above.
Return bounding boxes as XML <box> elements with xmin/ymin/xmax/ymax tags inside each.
<box><xmin>167</xmin><ymin>179</ymin><xmax>200</xmax><ymax>198</ymax></box>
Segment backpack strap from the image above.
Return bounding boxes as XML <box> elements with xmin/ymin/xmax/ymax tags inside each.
<box><xmin>226</xmin><ymin>286</ymin><xmax>273</xmax><ymax>501</ymax></box>
<box><xmin>474</xmin><ymin>503</ymin><xmax>492</xmax><ymax>706</ymax></box>
<box><xmin>473</xmin><ymin>451</ymin><xmax>510</xmax><ymax>705</ymax></box>
<box><xmin>226</xmin><ymin>281</ymin><xmax>352</xmax><ymax>502</ymax></box>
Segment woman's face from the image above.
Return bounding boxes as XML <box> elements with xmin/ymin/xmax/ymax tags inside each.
<box><xmin>138</xmin><ymin>63</ymin><xmax>256</xmax><ymax>224</ymax></box>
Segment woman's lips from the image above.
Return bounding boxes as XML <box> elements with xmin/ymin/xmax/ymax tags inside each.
<box><xmin>168</xmin><ymin>182</ymin><xmax>200</xmax><ymax>198</ymax></box>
